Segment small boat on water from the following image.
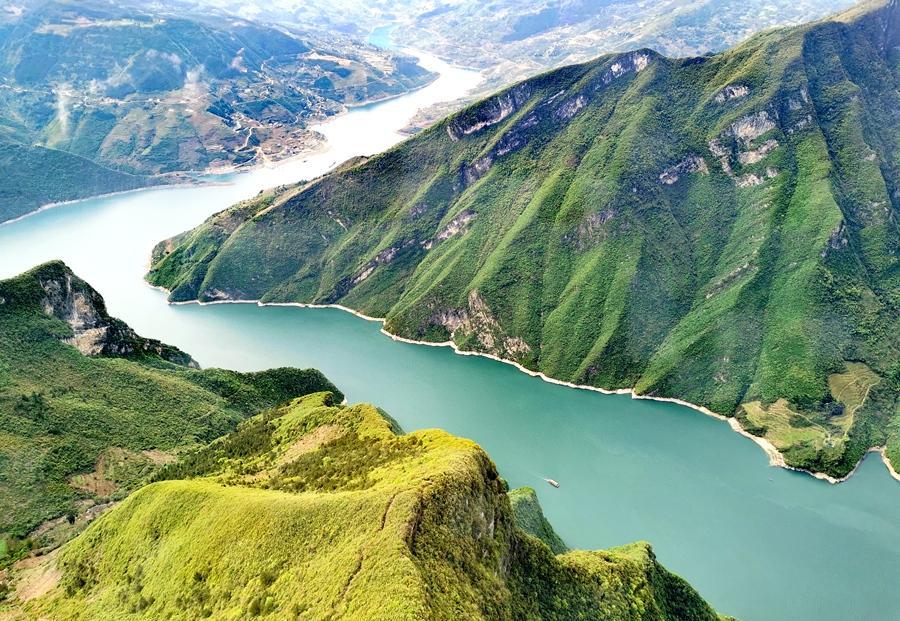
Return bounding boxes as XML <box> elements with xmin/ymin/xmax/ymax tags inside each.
<box><xmin>544</xmin><ymin>478</ymin><xmax>560</xmax><ymax>488</ymax></box>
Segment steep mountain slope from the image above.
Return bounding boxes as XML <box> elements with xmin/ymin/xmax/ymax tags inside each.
<box><xmin>0</xmin><ymin>0</ymin><xmax>432</xmax><ymax>222</ymax></box>
<box><xmin>150</xmin><ymin>0</ymin><xmax>900</xmax><ymax>480</ymax></box>
<box><xmin>11</xmin><ymin>391</ymin><xmax>733</xmax><ymax>620</ymax></box>
<box><xmin>509</xmin><ymin>487</ymin><xmax>568</xmax><ymax>554</ymax></box>
<box><xmin>0</xmin><ymin>261</ymin><xmax>340</xmax><ymax>562</ymax></box>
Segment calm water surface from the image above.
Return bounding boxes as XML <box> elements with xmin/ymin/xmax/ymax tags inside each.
<box><xmin>1</xmin><ymin>50</ymin><xmax>897</xmax><ymax>621</ymax></box>
<box><xmin>368</xmin><ymin>25</ymin><xmax>397</xmax><ymax>49</ymax></box>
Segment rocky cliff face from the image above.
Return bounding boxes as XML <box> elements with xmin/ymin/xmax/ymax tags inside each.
<box><xmin>34</xmin><ymin>261</ymin><xmax>196</xmax><ymax>366</ymax></box>
<box><xmin>0</xmin><ymin>262</ymin><xmax>345</xmax><ymax>555</ymax></box>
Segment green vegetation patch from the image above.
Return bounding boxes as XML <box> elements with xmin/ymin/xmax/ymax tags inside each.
<box><xmin>15</xmin><ymin>392</ymin><xmax>731</xmax><ymax>621</ymax></box>
<box><xmin>828</xmin><ymin>362</ymin><xmax>881</xmax><ymax>416</ymax></box>
<box><xmin>0</xmin><ymin>262</ymin><xmax>341</xmax><ymax>564</ymax></box>
<box><xmin>149</xmin><ymin>0</ymin><xmax>900</xmax><ymax>479</ymax></box>
<box><xmin>739</xmin><ymin>362</ymin><xmax>884</xmax><ymax>473</ymax></box>
<box><xmin>508</xmin><ymin>487</ymin><xmax>567</xmax><ymax>554</ymax></box>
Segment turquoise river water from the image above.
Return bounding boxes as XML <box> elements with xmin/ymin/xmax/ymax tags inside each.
<box><xmin>0</xmin><ymin>48</ymin><xmax>897</xmax><ymax>621</ymax></box>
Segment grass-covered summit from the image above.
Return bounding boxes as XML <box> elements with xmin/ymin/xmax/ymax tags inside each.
<box><xmin>12</xmin><ymin>391</ymin><xmax>733</xmax><ymax>620</ymax></box>
<box><xmin>149</xmin><ymin>1</ymin><xmax>900</xmax><ymax>480</ymax></box>
<box><xmin>0</xmin><ymin>261</ymin><xmax>340</xmax><ymax>562</ymax></box>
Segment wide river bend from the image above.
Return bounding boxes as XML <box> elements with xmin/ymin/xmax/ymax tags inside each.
<box><xmin>0</xmin><ymin>50</ymin><xmax>897</xmax><ymax>621</ymax></box>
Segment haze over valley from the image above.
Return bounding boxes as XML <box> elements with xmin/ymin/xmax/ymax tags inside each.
<box><xmin>0</xmin><ymin>0</ymin><xmax>432</xmax><ymax>221</ymax></box>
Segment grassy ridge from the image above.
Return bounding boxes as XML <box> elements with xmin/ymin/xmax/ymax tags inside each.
<box><xmin>15</xmin><ymin>392</ymin><xmax>733</xmax><ymax>620</ymax></box>
<box><xmin>150</xmin><ymin>1</ymin><xmax>899</xmax><ymax>479</ymax></box>
<box><xmin>0</xmin><ymin>262</ymin><xmax>341</xmax><ymax>560</ymax></box>
<box><xmin>508</xmin><ymin>487</ymin><xmax>568</xmax><ymax>554</ymax></box>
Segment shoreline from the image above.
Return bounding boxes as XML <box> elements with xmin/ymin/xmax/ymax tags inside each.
<box><xmin>342</xmin><ymin>69</ymin><xmax>440</xmax><ymax>111</ymax></box>
<box><xmin>0</xmin><ymin>180</ymin><xmax>193</xmax><ymax>228</ymax></box>
<box><xmin>0</xmin><ymin>120</ymin><xmax>343</xmax><ymax>230</ymax></box>
<box><xmin>341</xmin><ymin>46</ymin><xmax>481</xmax><ymax>111</ymax></box>
<box><xmin>199</xmin><ymin>134</ymin><xmax>330</xmax><ymax>177</ymax></box>
<box><xmin>149</xmin><ymin>288</ymin><xmax>900</xmax><ymax>485</ymax></box>
<box><xmin>879</xmin><ymin>447</ymin><xmax>900</xmax><ymax>482</ymax></box>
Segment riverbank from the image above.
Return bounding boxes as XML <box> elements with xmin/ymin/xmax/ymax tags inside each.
<box><xmin>1</xmin><ymin>45</ymin><xmax>471</xmax><ymax>230</ymax></box>
<box><xmin>150</xmin><ymin>290</ymin><xmax>898</xmax><ymax>485</ymax></box>
<box><xmin>0</xmin><ymin>178</ymin><xmax>191</xmax><ymax>228</ymax></box>
<box><xmin>343</xmin><ymin>64</ymin><xmax>440</xmax><ymax>110</ymax></box>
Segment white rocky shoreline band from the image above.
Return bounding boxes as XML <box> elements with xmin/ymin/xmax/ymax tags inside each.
<box><xmin>148</xmin><ymin>284</ymin><xmax>900</xmax><ymax>485</ymax></box>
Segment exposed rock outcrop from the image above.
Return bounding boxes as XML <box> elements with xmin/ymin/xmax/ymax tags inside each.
<box><xmin>433</xmin><ymin>290</ymin><xmax>532</xmax><ymax>360</ymax></box>
<box><xmin>737</xmin><ymin>138</ymin><xmax>779</xmax><ymax>165</ymax></box>
<box><xmin>447</xmin><ymin>84</ymin><xmax>532</xmax><ymax>140</ymax></box>
<box><xmin>707</xmin><ymin>110</ymin><xmax>781</xmax><ymax>186</ymax></box>
<box><xmin>599</xmin><ymin>50</ymin><xmax>652</xmax><ymax>85</ymax></box>
<box><xmin>422</xmin><ymin>210</ymin><xmax>477</xmax><ymax>250</ymax></box>
<box><xmin>730</xmin><ymin>111</ymin><xmax>776</xmax><ymax>144</ymax></box>
<box><xmin>352</xmin><ymin>243</ymin><xmax>409</xmax><ymax>285</ymax></box>
<box><xmin>714</xmin><ymin>84</ymin><xmax>749</xmax><ymax>103</ymax></box>
<box><xmin>35</xmin><ymin>262</ymin><xmax>196</xmax><ymax>366</ymax></box>
<box><xmin>659</xmin><ymin>154</ymin><xmax>709</xmax><ymax>184</ymax></box>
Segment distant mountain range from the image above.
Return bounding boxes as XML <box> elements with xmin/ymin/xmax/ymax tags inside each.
<box><xmin>199</xmin><ymin>0</ymin><xmax>856</xmax><ymax>88</ymax></box>
<box><xmin>0</xmin><ymin>0</ymin><xmax>433</xmax><ymax>222</ymax></box>
<box><xmin>149</xmin><ymin>0</ymin><xmax>900</xmax><ymax>480</ymax></box>
<box><xmin>0</xmin><ymin>0</ymin><xmax>860</xmax><ymax>223</ymax></box>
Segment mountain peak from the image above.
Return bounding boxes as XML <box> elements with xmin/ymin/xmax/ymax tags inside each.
<box><xmin>23</xmin><ymin>392</ymin><xmax>729</xmax><ymax>620</ymax></box>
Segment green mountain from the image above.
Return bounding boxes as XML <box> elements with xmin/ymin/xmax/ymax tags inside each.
<box><xmin>149</xmin><ymin>0</ymin><xmax>900</xmax><ymax>479</ymax></box>
<box><xmin>0</xmin><ymin>0</ymin><xmax>432</xmax><ymax>222</ymax></box>
<box><xmin>509</xmin><ymin>487</ymin><xmax>568</xmax><ymax>554</ymax></box>
<box><xmin>0</xmin><ymin>261</ymin><xmax>340</xmax><ymax>562</ymax></box>
<box><xmin>10</xmin><ymin>391</ymin><xmax>733</xmax><ymax>620</ymax></box>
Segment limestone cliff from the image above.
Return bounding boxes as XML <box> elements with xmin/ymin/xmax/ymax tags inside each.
<box><xmin>33</xmin><ymin>261</ymin><xmax>196</xmax><ymax>366</ymax></box>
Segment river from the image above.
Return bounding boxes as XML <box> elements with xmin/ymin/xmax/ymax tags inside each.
<box><xmin>1</xmin><ymin>50</ymin><xmax>898</xmax><ymax>621</ymax></box>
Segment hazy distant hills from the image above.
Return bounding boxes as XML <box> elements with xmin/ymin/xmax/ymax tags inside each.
<box><xmin>149</xmin><ymin>0</ymin><xmax>900</xmax><ymax>480</ymax></box>
<box><xmin>197</xmin><ymin>0</ymin><xmax>856</xmax><ymax>89</ymax></box>
<box><xmin>393</xmin><ymin>0</ymin><xmax>858</xmax><ymax>86</ymax></box>
<box><xmin>0</xmin><ymin>0</ymin><xmax>432</xmax><ymax>222</ymax></box>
